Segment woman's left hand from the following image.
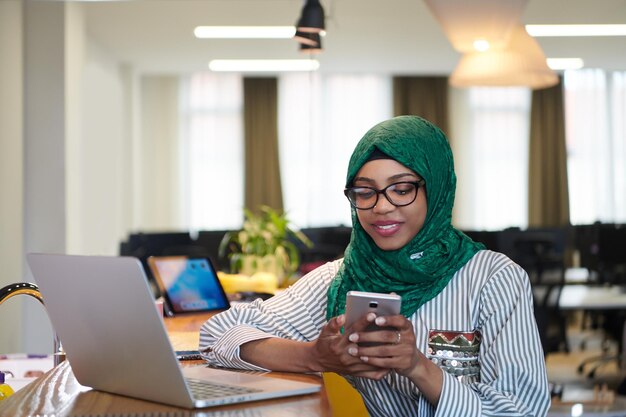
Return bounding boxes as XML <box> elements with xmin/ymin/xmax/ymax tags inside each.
<box><xmin>346</xmin><ymin>314</ymin><xmax>422</xmax><ymax>378</ymax></box>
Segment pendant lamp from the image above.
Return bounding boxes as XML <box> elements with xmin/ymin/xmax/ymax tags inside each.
<box><xmin>294</xmin><ymin>31</ymin><xmax>321</xmax><ymax>47</ymax></box>
<box><xmin>449</xmin><ymin>25</ymin><xmax>558</xmax><ymax>89</ymax></box>
<box><xmin>300</xmin><ymin>44</ymin><xmax>323</xmax><ymax>54</ymax></box>
<box><xmin>424</xmin><ymin>0</ymin><xmax>528</xmax><ymax>52</ymax></box>
<box><xmin>300</xmin><ymin>33</ymin><xmax>322</xmax><ymax>55</ymax></box>
<box><xmin>296</xmin><ymin>0</ymin><xmax>325</xmax><ymax>34</ymax></box>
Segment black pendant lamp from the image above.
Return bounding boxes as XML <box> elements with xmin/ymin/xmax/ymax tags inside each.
<box><xmin>296</xmin><ymin>0</ymin><xmax>325</xmax><ymax>34</ymax></box>
<box><xmin>299</xmin><ymin>34</ymin><xmax>322</xmax><ymax>54</ymax></box>
<box><xmin>294</xmin><ymin>31</ymin><xmax>321</xmax><ymax>47</ymax></box>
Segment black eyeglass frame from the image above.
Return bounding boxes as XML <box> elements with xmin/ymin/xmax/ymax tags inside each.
<box><xmin>344</xmin><ymin>180</ymin><xmax>425</xmax><ymax>210</ymax></box>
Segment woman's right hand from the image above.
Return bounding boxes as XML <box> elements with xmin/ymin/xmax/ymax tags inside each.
<box><xmin>310</xmin><ymin>314</ymin><xmax>390</xmax><ymax>380</ymax></box>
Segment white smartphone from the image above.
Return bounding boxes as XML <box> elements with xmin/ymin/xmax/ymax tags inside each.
<box><xmin>344</xmin><ymin>290</ymin><xmax>402</xmax><ymax>330</ymax></box>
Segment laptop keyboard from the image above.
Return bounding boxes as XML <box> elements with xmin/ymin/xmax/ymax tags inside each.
<box><xmin>186</xmin><ymin>378</ymin><xmax>262</xmax><ymax>399</ymax></box>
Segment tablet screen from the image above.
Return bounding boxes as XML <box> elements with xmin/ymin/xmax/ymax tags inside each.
<box><xmin>148</xmin><ymin>256</ymin><xmax>229</xmax><ymax>315</ymax></box>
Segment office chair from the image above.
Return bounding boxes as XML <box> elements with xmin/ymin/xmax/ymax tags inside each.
<box><xmin>576</xmin><ymin>310</ymin><xmax>625</xmax><ymax>378</ymax></box>
<box><xmin>498</xmin><ymin>227</ymin><xmax>567</xmax><ymax>285</ymax></box>
<box><xmin>296</xmin><ymin>226</ymin><xmax>352</xmax><ymax>274</ymax></box>
<box><xmin>461</xmin><ymin>230</ymin><xmax>500</xmax><ymax>251</ymax></box>
<box><xmin>119</xmin><ymin>231</ymin><xmax>216</xmax><ymax>297</ymax></box>
<box><xmin>575</xmin><ymin>224</ymin><xmax>626</xmax><ymax>379</ymax></box>
<box><xmin>195</xmin><ymin>230</ymin><xmax>231</xmax><ymax>270</ymax></box>
<box><xmin>322</xmin><ymin>372</ymin><xmax>368</xmax><ymax>417</ymax></box>
<box><xmin>498</xmin><ymin>228</ymin><xmax>570</xmax><ymax>355</ymax></box>
<box><xmin>533</xmin><ymin>283</ymin><xmax>569</xmax><ymax>355</ymax></box>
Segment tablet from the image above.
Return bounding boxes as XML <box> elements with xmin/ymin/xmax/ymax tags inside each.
<box><xmin>147</xmin><ymin>256</ymin><xmax>230</xmax><ymax>316</ymax></box>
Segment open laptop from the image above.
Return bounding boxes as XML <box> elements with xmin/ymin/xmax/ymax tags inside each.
<box><xmin>26</xmin><ymin>253</ymin><xmax>320</xmax><ymax>409</ymax></box>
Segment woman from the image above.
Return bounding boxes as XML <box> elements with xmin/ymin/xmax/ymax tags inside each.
<box><xmin>199</xmin><ymin>115</ymin><xmax>550</xmax><ymax>416</ymax></box>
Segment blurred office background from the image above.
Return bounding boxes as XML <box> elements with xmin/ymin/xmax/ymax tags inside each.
<box><xmin>0</xmin><ymin>0</ymin><xmax>625</xmax><ymax>356</ymax></box>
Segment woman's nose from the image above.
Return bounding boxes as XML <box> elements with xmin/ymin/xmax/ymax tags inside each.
<box><xmin>372</xmin><ymin>193</ymin><xmax>395</xmax><ymax>213</ymax></box>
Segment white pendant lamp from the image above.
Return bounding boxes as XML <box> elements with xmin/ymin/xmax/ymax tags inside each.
<box><xmin>449</xmin><ymin>25</ymin><xmax>559</xmax><ymax>89</ymax></box>
<box><xmin>423</xmin><ymin>0</ymin><xmax>528</xmax><ymax>52</ymax></box>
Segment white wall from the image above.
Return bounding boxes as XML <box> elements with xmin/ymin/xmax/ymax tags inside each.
<box><xmin>22</xmin><ymin>0</ymin><xmax>71</xmax><ymax>353</ymax></box>
<box><xmin>139</xmin><ymin>76</ymin><xmax>182</xmax><ymax>231</ymax></box>
<box><xmin>449</xmin><ymin>87</ymin><xmax>472</xmax><ymax>229</ymax></box>
<box><xmin>0</xmin><ymin>1</ymin><xmax>142</xmax><ymax>354</ymax></box>
<box><xmin>0</xmin><ymin>0</ymin><xmax>25</xmax><ymax>354</ymax></box>
<box><xmin>67</xmin><ymin>38</ymin><xmax>130</xmax><ymax>256</ymax></box>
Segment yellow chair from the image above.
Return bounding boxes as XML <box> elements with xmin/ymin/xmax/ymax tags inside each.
<box><xmin>322</xmin><ymin>372</ymin><xmax>369</xmax><ymax>416</ymax></box>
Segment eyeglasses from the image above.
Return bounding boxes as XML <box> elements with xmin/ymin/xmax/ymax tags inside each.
<box><xmin>344</xmin><ymin>180</ymin><xmax>425</xmax><ymax>210</ymax></box>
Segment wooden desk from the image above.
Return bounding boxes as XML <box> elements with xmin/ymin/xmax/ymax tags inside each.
<box><xmin>0</xmin><ymin>312</ymin><xmax>330</xmax><ymax>417</ymax></box>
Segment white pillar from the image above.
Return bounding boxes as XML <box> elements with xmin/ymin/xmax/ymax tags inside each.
<box><xmin>22</xmin><ymin>0</ymin><xmax>70</xmax><ymax>353</ymax></box>
<box><xmin>0</xmin><ymin>0</ymin><xmax>25</xmax><ymax>354</ymax></box>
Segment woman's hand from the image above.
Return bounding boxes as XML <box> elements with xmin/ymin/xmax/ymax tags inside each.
<box><xmin>310</xmin><ymin>314</ymin><xmax>390</xmax><ymax>380</ymax></box>
<box><xmin>345</xmin><ymin>313</ymin><xmax>424</xmax><ymax>378</ymax></box>
<box><xmin>313</xmin><ymin>313</ymin><xmax>443</xmax><ymax>404</ymax></box>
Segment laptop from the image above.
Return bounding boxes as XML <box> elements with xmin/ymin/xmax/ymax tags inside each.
<box><xmin>26</xmin><ymin>253</ymin><xmax>320</xmax><ymax>409</ymax></box>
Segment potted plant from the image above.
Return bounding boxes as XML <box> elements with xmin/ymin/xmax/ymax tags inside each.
<box><xmin>218</xmin><ymin>206</ymin><xmax>313</xmax><ymax>287</ymax></box>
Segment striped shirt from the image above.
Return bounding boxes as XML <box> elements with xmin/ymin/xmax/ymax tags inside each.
<box><xmin>199</xmin><ymin>250</ymin><xmax>550</xmax><ymax>416</ymax></box>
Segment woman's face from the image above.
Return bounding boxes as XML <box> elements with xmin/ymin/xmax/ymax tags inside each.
<box><xmin>353</xmin><ymin>159</ymin><xmax>427</xmax><ymax>251</ymax></box>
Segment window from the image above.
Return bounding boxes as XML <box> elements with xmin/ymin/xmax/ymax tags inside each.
<box><xmin>179</xmin><ymin>74</ymin><xmax>540</xmax><ymax>232</ymax></box>
<box><xmin>179</xmin><ymin>73</ymin><xmax>244</xmax><ymax>231</ymax></box>
<box><xmin>278</xmin><ymin>73</ymin><xmax>392</xmax><ymax>227</ymax></box>
<box><xmin>564</xmin><ymin>69</ymin><xmax>626</xmax><ymax>224</ymax></box>
<box><xmin>451</xmin><ymin>87</ymin><xmax>531</xmax><ymax>231</ymax></box>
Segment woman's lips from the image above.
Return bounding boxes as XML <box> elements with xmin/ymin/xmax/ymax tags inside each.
<box><xmin>372</xmin><ymin>221</ymin><xmax>401</xmax><ymax>237</ymax></box>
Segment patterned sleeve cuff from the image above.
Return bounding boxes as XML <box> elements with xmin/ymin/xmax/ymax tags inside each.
<box><xmin>207</xmin><ymin>324</ymin><xmax>279</xmax><ymax>372</ymax></box>
<box><xmin>434</xmin><ymin>371</ymin><xmax>481</xmax><ymax>417</ymax></box>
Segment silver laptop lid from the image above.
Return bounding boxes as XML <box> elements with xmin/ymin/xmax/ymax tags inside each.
<box><xmin>27</xmin><ymin>253</ymin><xmax>196</xmax><ymax>408</ymax></box>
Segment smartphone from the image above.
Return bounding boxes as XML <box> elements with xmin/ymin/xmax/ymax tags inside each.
<box><xmin>344</xmin><ymin>291</ymin><xmax>402</xmax><ymax>330</ymax></box>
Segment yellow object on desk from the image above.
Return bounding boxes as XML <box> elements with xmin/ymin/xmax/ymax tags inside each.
<box><xmin>0</xmin><ymin>371</ymin><xmax>15</xmax><ymax>401</ymax></box>
<box><xmin>217</xmin><ymin>271</ymin><xmax>278</xmax><ymax>295</ymax></box>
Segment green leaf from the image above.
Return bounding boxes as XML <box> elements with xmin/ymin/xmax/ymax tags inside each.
<box><xmin>217</xmin><ymin>205</ymin><xmax>316</xmax><ymax>277</ymax></box>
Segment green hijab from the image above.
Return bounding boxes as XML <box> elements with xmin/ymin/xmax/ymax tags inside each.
<box><xmin>326</xmin><ymin>115</ymin><xmax>484</xmax><ymax>319</ymax></box>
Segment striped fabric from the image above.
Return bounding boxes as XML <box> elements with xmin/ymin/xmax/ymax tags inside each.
<box><xmin>199</xmin><ymin>250</ymin><xmax>550</xmax><ymax>416</ymax></box>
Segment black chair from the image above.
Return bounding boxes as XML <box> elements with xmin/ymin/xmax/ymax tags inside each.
<box><xmin>578</xmin><ymin>310</ymin><xmax>625</xmax><ymax>378</ymax></box>
<box><xmin>297</xmin><ymin>226</ymin><xmax>352</xmax><ymax>266</ymax></box>
<box><xmin>119</xmin><ymin>231</ymin><xmax>201</xmax><ymax>296</ymax></box>
<box><xmin>533</xmin><ymin>283</ymin><xmax>569</xmax><ymax>355</ymax></box>
<box><xmin>120</xmin><ymin>231</ymin><xmax>195</xmax><ymax>263</ymax></box>
<box><xmin>595</xmin><ymin>224</ymin><xmax>626</xmax><ymax>284</ymax></box>
<box><xmin>195</xmin><ymin>230</ymin><xmax>232</xmax><ymax>271</ymax></box>
<box><xmin>497</xmin><ymin>227</ymin><xmax>567</xmax><ymax>285</ymax></box>
<box><xmin>496</xmin><ymin>228</ymin><xmax>570</xmax><ymax>355</ymax></box>
<box><xmin>575</xmin><ymin>224</ymin><xmax>626</xmax><ymax>378</ymax></box>
<box><xmin>461</xmin><ymin>230</ymin><xmax>500</xmax><ymax>251</ymax></box>
<box><xmin>571</xmin><ymin>223</ymin><xmax>605</xmax><ymax>351</ymax></box>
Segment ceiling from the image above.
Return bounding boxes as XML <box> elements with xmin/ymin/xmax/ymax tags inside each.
<box><xmin>82</xmin><ymin>0</ymin><xmax>626</xmax><ymax>75</ymax></box>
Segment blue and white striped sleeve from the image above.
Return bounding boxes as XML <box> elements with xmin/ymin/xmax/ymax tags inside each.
<box><xmin>198</xmin><ymin>260</ymin><xmax>341</xmax><ymax>371</ymax></box>
<box><xmin>434</xmin><ymin>261</ymin><xmax>550</xmax><ymax>417</ymax></box>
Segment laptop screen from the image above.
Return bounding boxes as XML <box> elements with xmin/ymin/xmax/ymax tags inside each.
<box><xmin>148</xmin><ymin>256</ymin><xmax>230</xmax><ymax>315</ymax></box>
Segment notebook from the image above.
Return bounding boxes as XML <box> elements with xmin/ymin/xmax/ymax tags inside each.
<box><xmin>26</xmin><ymin>253</ymin><xmax>320</xmax><ymax>409</ymax></box>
